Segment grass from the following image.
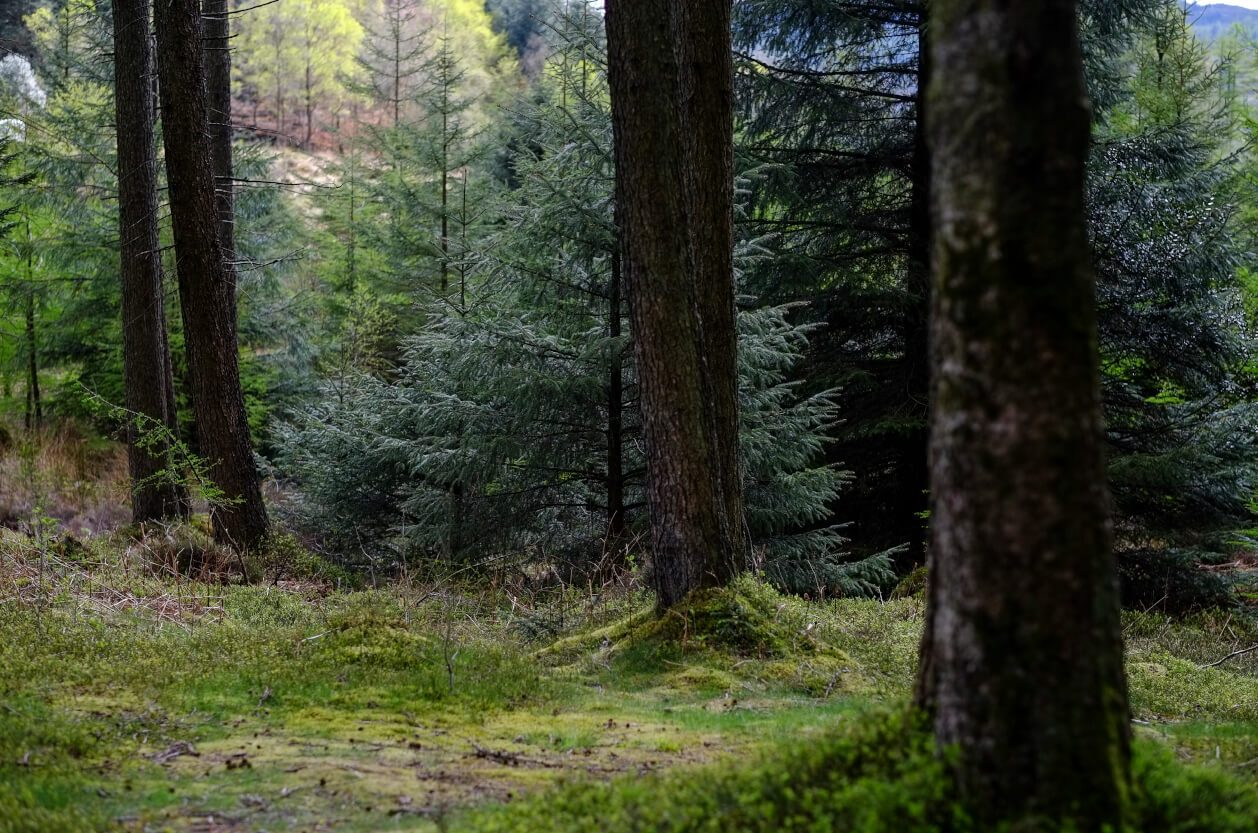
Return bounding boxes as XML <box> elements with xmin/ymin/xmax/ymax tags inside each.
<box><xmin>3</xmin><ymin>532</ymin><xmax>1258</xmax><ymax>832</ymax></box>
<box><xmin>2</xmin><ymin>424</ymin><xmax>1258</xmax><ymax>831</ymax></box>
<box><xmin>0</xmin><ymin>528</ymin><xmax>935</xmax><ymax>832</ymax></box>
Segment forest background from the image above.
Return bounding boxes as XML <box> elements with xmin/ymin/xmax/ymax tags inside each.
<box><xmin>5</xmin><ymin>0</ymin><xmax>1258</xmax><ymax>830</ymax></box>
<box><xmin>6</xmin><ymin>0</ymin><xmax>1258</xmax><ymax>607</ymax></box>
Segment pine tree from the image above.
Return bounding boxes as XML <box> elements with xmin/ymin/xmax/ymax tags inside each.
<box><xmin>155</xmin><ymin>0</ymin><xmax>269</xmax><ymax>550</ymax></box>
<box><xmin>1090</xmin><ymin>0</ymin><xmax>1258</xmax><ymax>610</ymax></box>
<box><xmin>114</xmin><ymin>0</ymin><xmax>187</xmax><ymax>521</ymax></box>
<box><xmin>280</xmin><ymin>20</ymin><xmax>889</xmax><ymax>596</ymax></box>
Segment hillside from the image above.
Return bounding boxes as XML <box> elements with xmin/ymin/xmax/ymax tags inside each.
<box><xmin>1190</xmin><ymin>2</ymin><xmax>1258</xmax><ymax>39</ymax></box>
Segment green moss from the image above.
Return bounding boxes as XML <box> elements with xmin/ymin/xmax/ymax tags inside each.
<box><xmin>455</xmin><ymin>709</ymin><xmax>1258</xmax><ymax>833</ymax></box>
<box><xmin>541</xmin><ymin>576</ymin><xmax>847</xmax><ymax>669</ymax></box>
<box><xmin>1128</xmin><ymin>652</ymin><xmax>1258</xmax><ymax>721</ymax></box>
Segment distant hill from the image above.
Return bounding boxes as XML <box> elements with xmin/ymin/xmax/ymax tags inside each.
<box><xmin>1188</xmin><ymin>3</ymin><xmax>1258</xmax><ymax>41</ymax></box>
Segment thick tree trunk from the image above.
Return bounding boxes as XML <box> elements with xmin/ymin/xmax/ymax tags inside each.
<box><xmin>605</xmin><ymin>0</ymin><xmax>744</xmax><ymax>610</ymax></box>
<box><xmin>915</xmin><ymin>0</ymin><xmax>1130</xmax><ymax>827</ymax></box>
<box><xmin>114</xmin><ymin>0</ymin><xmax>187</xmax><ymax>522</ymax></box>
<box><xmin>673</xmin><ymin>2</ymin><xmax>745</xmax><ymax>565</ymax></box>
<box><xmin>154</xmin><ymin>0</ymin><xmax>269</xmax><ymax>551</ymax></box>
<box><xmin>202</xmin><ymin>0</ymin><xmax>235</xmax><ymax>264</ymax></box>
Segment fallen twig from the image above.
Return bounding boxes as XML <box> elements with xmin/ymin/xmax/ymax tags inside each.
<box><xmin>1200</xmin><ymin>643</ymin><xmax>1258</xmax><ymax>669</ymax></box>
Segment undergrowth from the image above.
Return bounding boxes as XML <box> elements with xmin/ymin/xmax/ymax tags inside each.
<box><xmin>2</xmin><ymin>528</ymin><xmax>1258</xmax><ymax>831</ymax></box>
<box><xmin>457</xmin><ymin>708</ymin><xmax>1258</xmax><ymax>833</ymax></box>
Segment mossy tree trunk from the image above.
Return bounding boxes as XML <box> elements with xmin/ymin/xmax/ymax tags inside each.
<box><xmin>915</xmin><ymin>0</ymin><xmax>1131</xmax><ymax>827</ymax></box>
<box><xmin>604</xmin><ymin>0</ymin><xmax>747</xmax><ymax>610</ymax></box>
<box><xmin>155</xmin><ymin>0</ymin><xmax>269</xmax><ymax>551</ymax></box>
<box><xmin>113</xmin><ymin>0</ymin><xmax>188</xmax><ymax>522</ymax></box>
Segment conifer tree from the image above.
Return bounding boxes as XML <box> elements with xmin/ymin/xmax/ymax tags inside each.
<box><xmin>1090</xmin><ymin>0</ymin><xmax>1258</xmax><ymax>609</ymax></box>
<box><xmin>605</xmin><ymin>0</ymin><xmax>746</xmax><ymax>609</ymax></box>
<box><xmin>279</xmin><ymin>18</ymin><xmax>887</xmax><ymax>596</ymax></box>
<box><xmin>917</xmin><ymin>0</ymin><xmax>1131</xmax><ymax>825</ymax></box>
<box><xmin>357</xmin><ymin>0</ymin><xmax>428</xmax><ymax>128</ymax></box>
<box><xmin>155</xmin><ymin>0</ymin><xmax>269</xmax><ymax>550</ymax></box>
<box><xmin>359</xmin><ymin>32</ymin><xmax>497</xmax><ymax>305</ymax></box>
<box><xmin>733</xmin><ymin>0</ymin><xmax>929</xmax><ymax>568</ymax></box>
<box><xmin>114</xmin><ymin>0</ymin><xmax>187</xmax><ymax>520</ymax></box>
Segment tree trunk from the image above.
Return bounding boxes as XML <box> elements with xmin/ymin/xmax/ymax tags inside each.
<box><xmin>915</xmin><ymin>0</ymin><xmax>1130</xmax><ymax>827</ymax></box>
<box><xmin>673</xmin><ymin>2</ymin><xmax>745</xmax><ymax>564</ymax></box>
<box><xmin>24</xmin><ymin>291</ymin><xmax>39</xmax><ymax>432</ymax></box>
<box><xmin>114</xmin><ymin>0</ymin><xmax>188</xmax><ymax>522</ymax></box>
<box><xmin>606</xmin><ymin>241</ymin><xmax>626</xmax><ymax>546</ymax></box>
<box><xmin>23</xmin><ymin>215</ymin><xmax>40</xmax><ymax>432</ymax></box>
<box><xmin>304</xmin><ymin>58</ymin><xmax>314</xmax><ymax>149</ymax></box>
<box><xmin>605</xmin><ymin>0</ymin><xmax>744</xmax><ymax>610</ymax></box>
<box><xmin>901</xmin><ymin>8</ymin><xmax>931</xmax><ymax>571</ymax></box>
<box><xmin>154</xmin><ymin>0</ymin><xmax>269</xmax><ymax>552</ymax></box>
<box><xmin>202</xmin><ymin>0</ymin><xmax>234</xmax><ymax>264</ymax></box>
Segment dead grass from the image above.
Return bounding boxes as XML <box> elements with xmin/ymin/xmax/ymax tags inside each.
<box><xmin>0</xmin><ymin>418</ymin><xmax>130</xmax><ymax>537</ymax></box>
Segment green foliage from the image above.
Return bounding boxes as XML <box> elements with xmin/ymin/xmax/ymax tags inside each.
<box><xmin>1131</xmin><ymin>740</ymin><xmax>1258</xmax><ymax>833</ymax></box>
<box><xmin>735</xmin><ymin>0</ymin><xmax>1258</xmax><ymax>609</ymax></box>
<box><xmin>456</xmin><ymin>708</ymin><xmax>1258</xmax><ymax>833</ymax></box>
<box><xmin>1116</xmin><ymin>547</ymin><xmax>1241</xmax><ymax>614</ymax></box>
<box><xmin>1090</xmin><ymin>2</ymin><xmax>1258</xmax><ymax>605</ymax></box>
<box><xmin>234</xmin><ymin>0</ymin><xmax>365</xmax><ymax>146</ymax></box>
<box><xmin>732</xmin><ymin>1</ymin><xmax>929</xmax><ymax>566</ymax></box>
<box><xmin>280</xmin><ymin>25</ymin><xmax>880</xmax><ymax>595</ymax></box>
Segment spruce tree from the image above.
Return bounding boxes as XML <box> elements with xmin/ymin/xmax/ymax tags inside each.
<box><xmin>1090</xmin><ymin>0</ymin><xmax>1258</xmax><ymax>610</ymax></box>
<box><xmin>280</xmin><ymin>20</ymin><xmax>889</xmax><ymax>595</ymax></box>
<box><xmin>733</xmin><ymin>0</ymin><xmax>929</xmax><ymax>568</ymax></box>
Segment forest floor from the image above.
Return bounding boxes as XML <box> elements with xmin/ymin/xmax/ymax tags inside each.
<box><xmin>3</xmin><ymin>426</ymin><xmax>1258</xmax><ymax>831</ymax></box>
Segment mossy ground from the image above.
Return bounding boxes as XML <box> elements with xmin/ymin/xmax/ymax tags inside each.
<box><xmin>2</xmin><ymin>530</ymin><xmax>1258</xmax><ymax>831</ymax></box>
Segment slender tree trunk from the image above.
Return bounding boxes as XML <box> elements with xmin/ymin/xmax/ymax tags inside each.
<box><xmin>915</xmin><ymin>0</ymin><xmax>1130</xmax><ymax>827</ymax></box>
<box><xmin>305</xmin><ymin>57</ymin><xmax>314</xmax><ymax>149</ymax></box>
<box><xmin>440</xmin><ymin>97</ymin><xmax>449</xmax><ymax>294</ymax></box>
<box><xmin>346</xmin><ymin>145</ymin><xmax>357</xmax><ymax>293</ymax></box>
<box><xmin>154</xmin><ymin>0</ymin><xmax>269</xmax><ymax>552</ymax></box>
<box><xmin>203</xmin><ymin>0</ymin><xmax>234</xmax><ymax>264</ymax></box>
<box><xmin>115</xmin><ymin>0</ymin><xmax>187</xmax><ymax>522</ymax></box>
<box><xmin>23</xmin><ymin>215</ymin><xmax>39</xmax><ymax>432</ymax></box>
<box><xmin>24</xmin><ymin>291</ymin><xmax>39</xmax><ymax>432</ymax></box>
<box><xmin>606</xmin><ymin>241</ymin><xmax>626</xmax><ymax>544</ymax></box>
<box><xmin>605</xmin><ymin>0</ymin><xmax>744</xmax><ymax>610</ymax></box>
<box><xmin>901</xmin><ymin>7</ymin><xmax>931</xmax><ymax>570</ymax></box>
<box><xmin>392</xmin><ymin>5</ymin><xmax>401</xmax><ymax>128</ymax></box>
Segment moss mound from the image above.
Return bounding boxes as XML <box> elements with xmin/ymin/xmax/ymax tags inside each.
<box><xmin>538</xmin><ymin>575</ymin><xmax>846</xmax><ymax>668</ymax></box>
<box><xmin>458</xmin><ymin>708</ymin><xmax>1258</xmax><ymax>833</ymax></box>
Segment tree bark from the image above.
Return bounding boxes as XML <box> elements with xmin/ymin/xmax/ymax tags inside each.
<box><xmin>606</xmin><ymin>242</ymin><xmax>625</xmax><ymax>545</ymax></box>
<box><xmin>915</xmin><ymin>0</ymin><xmax>1131</xmax><ymax>827</ymax></box>
<box><xmin>24</xmin><ymin>291</ymin><xmax>39</xmax><ymax>432</ymax></box>
<box><xmin>202</xmin><ymin>0</ymin><xmax>235</xmax><ymax>264</ymax></box>
<box><xmin>901</xmin><ymin>6</ymin><xmax>931</xmax><ymax>571</ymax></box>
<box><xmin>114</xmin><ymin>0</ymin><xmax>188</xmax><ymax>522</ymax></box>
<box><xmin>673</xmin><ymin>2</ymin><xmax>746</xmax><ymax>566</ymax></box>
<box><xmin>605</xmin><ymin>0</ymin><xmax>744</xmax><ymax>610</ymax></box>
<box><xmin>154</xmin><ymin>0</ymin><xmax>269</xmax><ymax>551</ymax></box>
